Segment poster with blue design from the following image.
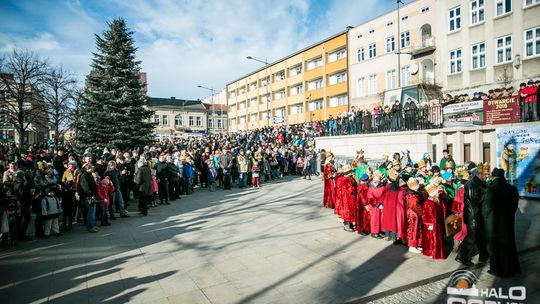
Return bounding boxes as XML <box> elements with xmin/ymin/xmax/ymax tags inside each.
<box><xmin>496</xmin><ymin>126</ymin><xmax>540</xmax><ymax>198</ymax></box>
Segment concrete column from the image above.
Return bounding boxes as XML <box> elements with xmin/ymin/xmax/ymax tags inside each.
<box><xmin>455</xmin><ymin>131</ymin><xmax>464</xmax><ymax>165</ymax></box>
<box><xmin>473</xmin><ymin>130</ymin><xmax>483</xmax><ymax>164</ymax></box>
<box><xmin>434</xmin><ymin>131</ymin><xmax>447</xmax><ymax>163</ymax></box>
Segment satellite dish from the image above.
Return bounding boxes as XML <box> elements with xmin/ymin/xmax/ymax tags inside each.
<box><xmin>410</xmin><ymin>63</ymin><xmax>419</xmax><ymax>75</ymax></box>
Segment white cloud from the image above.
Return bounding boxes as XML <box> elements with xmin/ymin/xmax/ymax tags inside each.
<box><xmin>0</xmin><ymin>32</ymin><xmax>61</xmax><ymax>52</ymax></box>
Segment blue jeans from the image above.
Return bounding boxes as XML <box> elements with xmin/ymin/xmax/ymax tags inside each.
<box><xmin>114</xmin><ymin>190</ymin><xmax>126</xmax><ymax>215</ymax></box>
<box><xmin>385</xmin><ymin>231</ymin><xmax>397</xmax><ymax>241</ymax></box>
<box><xmin>238</xmin><ymin>173</ymin><xmax>246</xmax><ymax>187</ymax></box>
<box><xmin>86</xmin><ymin>204</ymin><xmax>96</xmax><ymax>230</ymax></box>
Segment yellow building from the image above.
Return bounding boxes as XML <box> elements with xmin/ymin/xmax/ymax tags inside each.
<box><xmin>227</xmin><ymin>31</ymin><xmax>349</xmax><ymax>132</ymax></box>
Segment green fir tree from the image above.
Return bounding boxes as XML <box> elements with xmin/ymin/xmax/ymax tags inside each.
<box><xmin>79</xmin><ymin>18</ymin><xmax>154</xmax><ymax>150</ymax></box>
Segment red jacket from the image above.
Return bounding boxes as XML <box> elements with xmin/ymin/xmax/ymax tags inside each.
<box><xmin>97</xmin><ymin>183</ymin><xmax>115</xmax><ymax>206</ymax></box>
<box><xmin>519</xmin><ymin>86</ymin><xmax>538</xmax><ymax>103</ymax></box>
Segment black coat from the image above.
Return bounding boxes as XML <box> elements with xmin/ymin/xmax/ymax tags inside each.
<box><xmin>136</xmin><ymin>166</ymin><xmax>153</xmax><ymax>196</ymax></box>
<box><xmin>483</xmin><ymin>177</ymin><xmax>520</xmax><ymax>277</ymax></box>
<box><xmin>458</xmin><ymin>175</ymin><xmax>488</xmax><ymax>261</ymax></box>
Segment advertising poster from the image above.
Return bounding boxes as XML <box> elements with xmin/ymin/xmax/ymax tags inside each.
<box><xmin>483</xmin><ymin>96</ymin><xmax>521</xmax><ymax>125</ymax></box>
<box><xmin>443</xmin><ymin>100</ymin><xmax>484</xmax><ymax>128</ymax></box>
<box><xmin>496</xmin><ymin>126</ymin><xmax>540</xmax><ymax>198</ymax></box>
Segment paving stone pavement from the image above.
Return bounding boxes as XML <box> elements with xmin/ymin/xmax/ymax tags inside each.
<box><xmin>1</xmin><ymin>176</ymin><xmax>538</xmax><ymax>304</ymax></box>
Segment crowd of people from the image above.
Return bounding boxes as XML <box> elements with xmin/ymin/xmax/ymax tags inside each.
<box><xmin>322</xmin><ymin>148</ymin><xmax>521</xmax><ymax>278</ymax></box>
<box><xmin>0</xmin><ymin>125</ymin><xmax>321</xmax><ymax>244</ymax></box>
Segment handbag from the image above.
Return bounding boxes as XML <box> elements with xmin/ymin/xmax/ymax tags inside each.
<box><xmin>86</xmin><ymin>196</ymin><xmax>102</xmax><ymax>207</ymax></box>
<box><xmin>445</xmin><ymin>214</ymin><xmax>462</xmax><ymax>237</ymax></box>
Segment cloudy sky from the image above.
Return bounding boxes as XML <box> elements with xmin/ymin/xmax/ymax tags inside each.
<box><xmin>0</xmin><ymin>0</ymin><xmax>410</xmax><ymax>100</ymax></box>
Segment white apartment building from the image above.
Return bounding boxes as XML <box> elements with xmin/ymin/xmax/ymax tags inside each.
<box><xmin>348</xmin><ymin>0</ymin><xmax>436</xmax><ymax>108</ymax></box>
<box><xmin>434</xmin><ymin>0</ymin><xmax>540</xmax><ymax>95</ymax></box>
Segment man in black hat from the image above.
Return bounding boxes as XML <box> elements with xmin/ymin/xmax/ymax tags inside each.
<box><xmin>482</xmin><ymin>168</ymin><xmax>520</xmax><ymax>277</ymax></box>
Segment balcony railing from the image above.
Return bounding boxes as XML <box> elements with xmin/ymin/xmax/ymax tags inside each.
<box><xmin>410</xmin><ymin>36</ymin><xmax>436</xmax><ymax>58</ymax></box>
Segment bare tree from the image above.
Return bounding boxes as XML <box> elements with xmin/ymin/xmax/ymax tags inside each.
<box><xmin>497</xmin><ymin>64</ymin><xmax>513</xmax><ymax>89</ymax></box>
<box><xmin>68</xmin><ymin>88</ymin><xmax>84</xmax><ymax>143</ymax></box>
<box><xmin>42</xmin><ymin>66</ymin><xmax>77</xmax><ymax>146</ymax></box>
<box><xmin>0</xmin><ymin>49</ymin><xmax>49</xmax><ymax>149</ymax></box>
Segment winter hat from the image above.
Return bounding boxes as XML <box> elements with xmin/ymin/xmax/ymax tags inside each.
<box><xmin>361</xmin><ymin>174</ymin><xmax>369</xmax><ymax>181</ymax></box>
<box><xmin>407</xmin><ymin>178</ymin><xmax>420</xmax><ymax>191</ymax></box>
<box><xmin>491</xmin><ymin>168</ymin><xmax>504</xmax><ymax>178</ymax></box>
<box><xmin>417</xmin><ymin>160</ymin><xmax>426</xmax><ymax>169</ymax></box>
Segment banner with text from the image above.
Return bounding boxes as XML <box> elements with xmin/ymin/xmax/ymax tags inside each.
<box><xmin>483</xmin><ymin>96</ymin><xmax>520</xmax><ymax>125</ymax></box>
<box><xmin>443</xmin><ymin>100</ymin><xmax>484</xmax><ymax>128</ymax></box>
<box><xmin>496</xmin><ymin>125</ymin><xmax>540</xmax><ymax>198</ymax></box>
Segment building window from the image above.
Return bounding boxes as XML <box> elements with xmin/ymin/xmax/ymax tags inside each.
<box><xmin>260</xmin><ymin>76</ymin><xmax>270</xmax><ymax>87</ymax></box>
<box><xmin>496</xmin><ymin>35</ymin><xmax>512</xmax><ymax>64</ymax></box>
<box><xmin>260</xmin><ymin>94</ymin><xmax>270</xmax><ymax>104</ymax></box>
<box><xmin>289</xmin><ymin>104</ymin><xmax>304</xmax><ymax>114</ymax></box>
<box><xmin>261</xmin><ymin>111</ymin><xmax>270</xmax><ymax>119</ymax></box>
<box><xmin>189</xmin><ymin>116</ymin><xmax>194</xmax><ymax>126</ymax></box>
<box><xmin>400</xmin><ymin>66</ymin><xmax>411</xmax><ymax>86</ymax></box>
<box><xmin>289</xmin><ymin>64</ymin><xmax>302</xmax><ymax>77</ymax></box>
<box><xmin>307</xmin><ymin>78</ymin><xmax>323</xmax><ymax>91</ymax></box>
<box><xmin>524</xmin><ymin>0</ymin><xmax>540</xmax><ymax>8</ymax></box>
<box><xmin>274</xmin><ymin>70</ymin><xmax>285</xmax><ymax>82</ymax></box>
<box><xmin>238</xmin><ymin>87</ymin><xmax>245</xmax><ymax>95</ymax></box>
<box><xmin>470</xmin><ymin>0</ymin><xmax>485</xmax><ymax>25</ymax></box>
<box><xmin>329</xmin><ymin>95</ymin><xmax>347</xmax><ymax>107</ymax></box>
<box><xmin>386</xmin><ymin>36</ymin><xmax>395</xmax><ymax>53</ymax></box>
<box><xmin>229</xmin><ymin>91</ymin><xmax>236</xmax><ymax>98</ymax></box>
<box><xmin>471</xmin><ymin>42</ymin><xmax>486</xmax><ymax>69</ymax></box>
<box><xmin>230</xmin><ymin>118</ymin><xmax>236</xmax><ymax>126</ymax></box>
<box><xmin>357</xmin><ymin>48</ymin><xmax>365</xmax><ymax>62</ymax></box>
<box><xmin>328</xmin><ymin>71</ymin><xmax>347</xmax><ymax>86</ymax></box>
<box><xmin>274</xmin><ymin>107</ymin><xmax>285</xmax><ymax>118</ymax></box>
<box><xmin>400</xmin><ymin>31</ymin><xmax>410</xmax><ymax>48</ymax></box>
<box><xmin>239</xmin><ymin>116</ymin><xmax>246</xmax><ymax>124</ymax></box>
<box><xmin>217</xmin><ymin>119</ymin><xmax>223</xmax><ymax>129</ymax></box>
<box><xmin>368</xmin><ymin>43</ymin><xmax>376</xmax><ymax>59</ymax></box>
<box><xmin>249</xmin><ymin>82</ymin><xmax>257</xmax><ymax>91</ymax></box>
<box><xmin>524</xmin><ymin>27</ymin><xmax>540</xmax><ymax>58</ymax></box>
<box><xmin>249</xmin><ymin>114</ymin><xmax>257</xmax><ymax>122</ymax></box>
<box><xmin>308</xmin><ymin>99</ymin><xmax>323</xmax><ymax>111</ymax></box>
<box><xmin>274</xmin><ymin>90</ymin><xmax>285</xmax><ymax>100</ymax></box>
<box><xmin>237</xmin><ymin>101</ymin><xmax>245</xmax><ymax>110</ymax></box>
<box><xmin>386</xmin><ymin>69</ymin><xmax>396</xmax><ymax>90</ymax></box>
<box><xmin>401</xmin><ymin>15</ymin><xmax>408</xmax><ymax>21</ymax></box>
<box><xmin>249</xmin><ymin>98</ymin><xmax>257</xmax><ymax>107</ymax></box>
<box><xmin>368</xmin><ymin>74</ymin><xmax>377</xmax><ymax>95</ymax></box>
<box><xmin>357</xmin><ymin>77</ymin><xmax>365</xmax><ymax>97</ymax></box>
<box><xmin>229</xmin><ymin>105</ymin><xmax>236</xmax><ymax>112</ymax></box>
<box><xmin>289</xmin><ymin>84</ymin><xmax>303</xmax><ymax>96</ymax></box>
<box><xmin>196</xmin><ymin>117</ymin><xmax>202</xmax><ymax>127</ymax></box>
<box><xmin>175</xmin><ymin>116</ymin><xmax>183</xmax><ymax>127</ymax></box>
<box><xmin>496</xmin><ymin>0</ymin><xmax>512</xmax><ymax>16</ymax></box>
<box><xmin>208</xmin><ymin>118</ymin><xmax>213</xmax><ymax>128</ymax></box>
<box><xmin>328</xmin><ymin>48</ymin><xmax>346</xmax><ymax>62</ymax></box>
<box><xmin>449</xmin><ymin>49</ymin><xmax>462</xmax><ymax>74</ymax></box>
<box><xmin>153</xmin><ymin>114</ymin><xmax>160</xmax><ymax>124</ymax></box>
<box><xmin>421</xmin><ymin>6</ymin><xmax>429</xmax><ymax>13</ymax></box>
<box><xmin>162</xmin><ymin>115</ymin><xmax>168</xmax><ymax>126</ymax></box>
<box><xmin>448</xmin><ymin>6</ymin><xmax>461</xmax><ymax>32</ymax></box>
<box><xmin>307</xmin><ymin>56</ymin><xmax>323</xmax><ymax>70</ymax></box>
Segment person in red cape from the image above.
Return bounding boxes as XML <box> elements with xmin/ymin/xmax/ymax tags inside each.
<box><xmin>367</xmin><ymin>171</ymin><xmax>386</xmax><ymax>239</ymax></box>
<box><xmin>323</xmin><ymin>153</ymin><xmax>336</xmax><ymax>209</ymax></box>
<box><xmin>451</xmin><ymin>166</ymin><xmax>471</xmax><ymax>250</ymax></box>
<box><xmin>396</xmin><ymin>178</ymin><xmax>407</xmax><ymax>244</ymax></box>
<box><xmin>422</xmin><ymin>184</ymin><xmax>445</xmax><ymax>260</ymax></box>
<box><xmin>381</xmin><ymin>162</ymin><xmax>401</xmax><ymax>243</ymax></box>
<box><xmin>334</xmin><ymin>169</ymin><xmax>345</xmax><ymax>219</ymax></box>
<box><xmin>405</xmin><ymin>177</ymin><xmax>423</xmax><ymax>253</ymax></box>
<box><xmin>340</xmin><ymin>165</ymin><xmax>357</xmax><ymax>232</ymax></box>
<box><xmin>355</xmin><ymin>173</ymin><xmax>370</xmax><ymax>235</ymax></box>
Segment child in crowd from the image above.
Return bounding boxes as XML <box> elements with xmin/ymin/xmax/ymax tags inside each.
<box><xmin>252</xmin><ymin>161</ymin><xmax>260</xmax><ymax>188</ymax></box>
<box><xmin>41</xmin><ymin>187</ymin><xmax>62</xmax><ymax>238</ymax></box>
<box><xmin>97</xmin><ymin>176</ymin><xmax>115</xmax><ymax>226</ymax></box>
<box><xmin>151</xmin><ymin>174</ymin><xmax>159</xmax><ymax>207</ymax></box>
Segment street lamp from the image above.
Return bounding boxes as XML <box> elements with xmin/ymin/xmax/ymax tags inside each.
<box><xmin>197</xmin><ymin>85</ymin><xmax>216</xmax><ymax>134</ymax></box>
<box><xmin>396</xmin><ymin>0</ymin><xmax>404</xmax><ymax>88</ymax></box>
<box><xmin>246</xmin><ymin>55</ymin><xmax>270</xmax><ymax>128</ymax></box>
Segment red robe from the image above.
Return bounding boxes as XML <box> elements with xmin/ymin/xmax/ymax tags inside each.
<box><xmin>367</xmin><ymin>185</ymin><xmax>386</xmax><ymax>234</ymax></box>
<box><xmin>451</xmin><ymin>186</ymin><xmax>467</xmax><ymax>241</ymax></box>
<box><xmin>334</xmin><ymin>174</ymin><xmax>345</xmax><ymax>217</ymax></box>
<box><xmin>405</xmin><ymin>190</ymin><xmax>423</xmax><ymax>248</ymax></box>
<box><xmin>323</xmin><ymin>163</ymin><xmax>336</xmax><ymax>209</ymax></box>
<box><xmin>356</xmin><ymin>183</ymin><xmax>370</xmax><ymax>234</ymax></box>
<box><xmin>396</xmin><ymin>187</ymin><xmax>406</xmax><ymax>239</ymax></box>
<box><xmin>422</xmin><ymin>198</ymin><xmax>445</xmax><ymax>260</ymax></box>
<box><xmin>341</xmin><ymin>176</ymin><xmax>357</xmax><ymax>223</ymax></box>
<box><xmin>381</xmin><ymin>183</ymin><xmax>399</xmax><ymax>233</ymax></box>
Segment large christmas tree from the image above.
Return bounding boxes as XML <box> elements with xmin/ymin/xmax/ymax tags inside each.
<box><xmin>79</xmin><ymin>18</ymin><xmax>154</xmax><ymax>150</ymax></box>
